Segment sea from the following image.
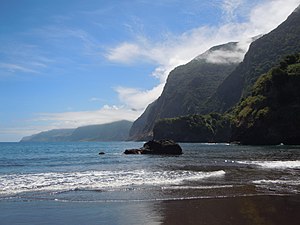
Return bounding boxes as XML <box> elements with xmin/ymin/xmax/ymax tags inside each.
<box><xmin>0</xmin><ymin>142</ymin><xmax>299</xmax><ymax>224</ymax></box>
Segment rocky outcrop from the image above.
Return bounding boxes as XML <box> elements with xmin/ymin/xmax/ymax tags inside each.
<box><xmin>124</xmin><ymin>140</ymin><xmax>183</xmax><ymax>155</ymax></box>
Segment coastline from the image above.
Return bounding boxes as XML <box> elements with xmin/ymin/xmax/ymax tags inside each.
<box><xmin>1</xmin><ymin>194</ymin><xmax>299</xmax><ymax>225</ymax></box>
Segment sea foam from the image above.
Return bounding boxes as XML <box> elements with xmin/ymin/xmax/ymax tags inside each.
<box><xmin>253</xmin><ymin>179</ymin><xmax>300</xmax><ymax>185</ymax></box>
<box><xmin>236</xmin><ymin>160</ymin><xmax>300</xmax><ymax>169</ymax></box>
<box><xmin>0</xmin><ymin>169</ymin><xmax>225</xmax><ymax>196</ymax></box>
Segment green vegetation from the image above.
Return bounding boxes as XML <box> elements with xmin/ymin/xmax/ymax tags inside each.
<box><xmin>232</xmin><ymin>53</ymin><xmax>300</xmax><ymax>144</ymax></box>
<box><xmin>208</xmin><ymin>8</ymin><xmax>300</xmax><ymax>112</ymax></box>
<box><xmin>153</xmin><ymin>113</ymin><xmax>233</xmax><ymax>142</ymax></box>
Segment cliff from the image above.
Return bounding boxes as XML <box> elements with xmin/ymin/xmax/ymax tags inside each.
<box><xmin>231</xmin><ymin>54</ymin><xmax>300</xmax><ymax>145</ymax></box>
<box><xmin>207</xmin><ymin>7</ymin><xmax>300</xmax><ymax>112</ymax></box>
<box><xmin>129</xmin><ymin>42</ymin><xmax>243</xmax><ymax>140</ymax></box>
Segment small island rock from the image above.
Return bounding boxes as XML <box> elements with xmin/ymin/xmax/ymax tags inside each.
<box><xmin>124</xmin><ymin>139</ymin><xmax>182</xmax><ymax>155</ymax></box>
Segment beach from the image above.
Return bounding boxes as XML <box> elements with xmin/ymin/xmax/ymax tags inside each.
<box><xmin>1</xmin><ymin>195</ymin><xmax>299</xmax><ymax>225</ymax></box>
<box><xmin>161</xmin><ymin>195</ymin><xmax>300</xmax><ymax>225</ymax></box>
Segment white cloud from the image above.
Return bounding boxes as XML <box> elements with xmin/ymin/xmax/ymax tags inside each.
<box><xmin>106</xmin><ymin>0</ymin><xmax>300</xmax><ymax>112</ymax></box>
<box><xmin>0</xmin><ymin>43</ymin><xmax>52</xmax><ymax>76</ymax></box>
<box><xmin>203</xmin><ymin>48</ymin><xmax>245</xmax><ymax>64</ymax></box>
<box><xmin>115</xmin><ymin>84</ymin><xmax>165</xmax><ymax>110</ymax></box>
<box><xmin>0</xmin><ymin>126</ymin><xmax>65</xmax><ymax>142</ymax></box>
<box><xmin>248</xmin><ymin>0</ymin><xmax>300</xmax><ymax>34</ymax></box>
<box><xmin>0</xmin><ymin>63</ymin><xmax>39</xmax><ymax>74</ymax></box>
<box><xmin>222</xmin><ymin>0</ymin><xmax>244</xmax><ymax>22</ymax></box>
<box><xmin>2</xmin><ymin>104</ymin><xmax>142</xmax><ymax>141</ymax></box>
<box><xmin>197</xmin><ymin>36</ymin><xmax>255</xmax><ymax>64</ymax></box>
<box><xmin>0</xmin><ymin>26</ymin><xmax>103</xmax><ymax>78</ymax></box>
<box><xmin>33</xmin><ymin>105</ymin><xmax>142</xmax><ymax>129</ymax></box>
<box><xmin>89</xmin><ymin>97</ymin><xmax>104</xmax><ymax>102</ymax></box>
<box><xmin>1</xmin><ymin>104</ymin><xmax>142</xmax><ymax>141</ymax></box>
<box><xmin>106</xmin><ymin>43</ymin><xmax>141</xmax><ymax>64</ymax></box>
<box><xmin>0</xmin><ymin>127</ymin><xmax>45</xmax><ymax>136</ymax></box>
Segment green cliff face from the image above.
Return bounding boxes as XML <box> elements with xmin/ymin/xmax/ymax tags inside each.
<box><xmin>231</xmin><ymin>54</ymin><xmax>300</xmax><ymax>145</ymax></box>
<box><xmin>129</xmin><ymin>42</ymin><xmax>242</xmax><ymax>140</ymax></box>
<box><xmin>207</xmin><ymin>7</ymin><xmax>300</xmax><ymax>113</ymax></box>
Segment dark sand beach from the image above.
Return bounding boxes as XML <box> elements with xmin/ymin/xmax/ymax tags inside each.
<box><xmin>1</xmin><ymin>195</ymin><xmax>299</xmax><ymax>225</ymax></box>
<box><xmin>161</xmin><ymin>195</ymin><xmax>300</xmax><ymax>225</ymax></box>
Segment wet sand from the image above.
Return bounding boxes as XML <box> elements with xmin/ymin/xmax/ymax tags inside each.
<box><xmin>161</xmin><ymin>195</ymin><xmax>300</xmax><ymax>225</ymax></box>
<box><xmin>0</xmin><ymin>195</ymin><xmax>299</xmax><ymax>225</ymax></box>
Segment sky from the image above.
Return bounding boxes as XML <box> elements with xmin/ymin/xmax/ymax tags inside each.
<box><xmin>0</xmin><ymin>0</ymin><xmax>299</xmax><ymax>142</ymax></box>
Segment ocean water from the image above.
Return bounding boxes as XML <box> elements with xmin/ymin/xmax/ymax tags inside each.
<box><xmin>0</xmin><ymin>142</ymin><xmax>299</xmax><ymax>224</ymax></box>
<box><xmin>1</xmin><ymin>142</ymin><xmax>299</xmax><ymax>201</ymax></box>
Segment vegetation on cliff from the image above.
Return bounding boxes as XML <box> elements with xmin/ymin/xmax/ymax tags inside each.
<box><xmin>231</xmin><ymin>53</ymin><xmax>300</xmax><ymax>144</ymax></box>
<box><xmin>153</xmin><ymin>113</ymin><xmax>232</xmax><ymax>142</ymax></box>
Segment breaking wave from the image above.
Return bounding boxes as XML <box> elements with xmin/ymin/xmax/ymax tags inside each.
<box><xmin>236</xmin><ymin>160</ymin><xmax>300</xmax><ymax>169</ymax></box>
<box><xmin>0</xmin><ymin>169</ymin><xmax>225</xmax><ymax>196</ymax></box>
<box><xmin>253</xmin><ymin>179</ymin><xmax>300</xmax><ymax>185</ymax></box>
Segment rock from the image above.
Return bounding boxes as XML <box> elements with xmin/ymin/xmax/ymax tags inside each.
<box><xmin>98</xmin><ymin>152</ymin><xmax>105</xmax><ymax>155</ymax></box>
<box><xmin>124</xmin><ymin>140</ymin><xmax>182</xmax><ymax>155</ymax></box>
<box><xmin>143</xmin><ymin>140</ymin><xmax>182</xmax><ymax>154</ymax></box>
<box><xmin>124</xmin><ymin>149</ymin><xmax>143</xmax><ymax>154</ymax></box>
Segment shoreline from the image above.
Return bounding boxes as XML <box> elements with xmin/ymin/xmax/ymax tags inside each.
<box><xmin>1</xmin><ymin>194</ymin><xmax>299</xmax><ymax>225</ymax></box>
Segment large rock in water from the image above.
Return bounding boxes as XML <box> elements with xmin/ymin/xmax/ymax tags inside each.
<box><xmin>124</xmin><ymin>140</ymin><xmax>182</xmax><ymax>155</ymax></box>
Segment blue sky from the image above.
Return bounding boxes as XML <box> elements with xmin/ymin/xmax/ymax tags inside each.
<box><xmin>0</xmin><ymin>0</ymin><xmax>299</xmax><ymax>141</ymax></box>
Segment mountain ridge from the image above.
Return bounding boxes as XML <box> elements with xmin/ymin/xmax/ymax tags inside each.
<box><xmin>129</xmin><ymin>41</ymin><xmax>246</xmax><ymax>140</ymax></box>
<box><xmin>20</xmin><ymin>120</ymin><xmax>133</xmax><ymax>142</ymax></box>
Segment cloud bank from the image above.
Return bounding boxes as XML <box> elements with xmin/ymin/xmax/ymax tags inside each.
<box><xmin>196</xmin><ymin>36</ymin><xmax>258</xmax><ymax>64</ymax></box>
